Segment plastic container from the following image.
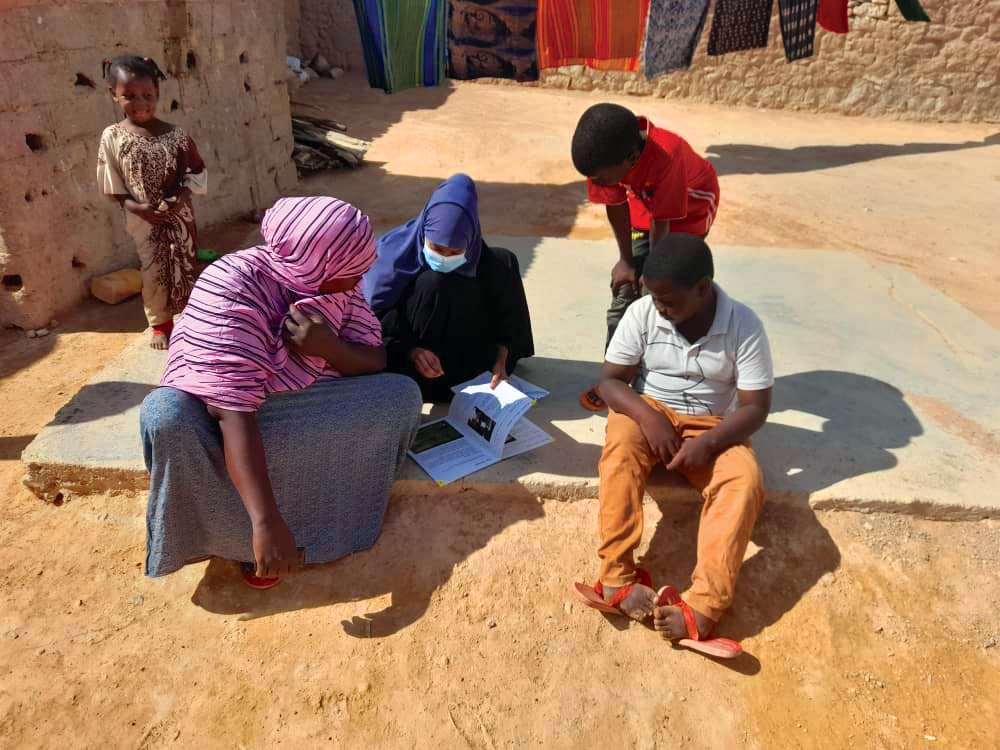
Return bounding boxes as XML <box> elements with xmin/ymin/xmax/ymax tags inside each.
<box><xmin>90</xmin><ymin>269</ymin><xmax>143</xmax><ymax>305</ymax></box>
<box><xmin>196</xmin><ymin>248</ymin><xmax>223</xmax><ymax>263</ymax></box>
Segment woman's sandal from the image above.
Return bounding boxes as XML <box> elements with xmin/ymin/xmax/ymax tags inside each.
<box><xmin>579</xmin><ymin>386</ymin><xmax>607</xmax><ymax>412</ymax></box>
<box><xmin>655</xmin><ymin>585</ymin><xmax>742</xmax><ymax>659</ymax></box>
<box><xmin>573</xmin><ymin>567</ymin><xmax>654</xmax><ymax>616</ymax></box>
<box><xmin>240</xmin><ymin>562</ymin><xmax>281</xmax><ymax>590</ymax></box>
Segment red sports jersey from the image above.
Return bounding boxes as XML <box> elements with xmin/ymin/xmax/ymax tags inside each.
<box><xmin>587</xmin><ymin>117</ymin><xmax>719</xmax><ymax>233</ymax></box>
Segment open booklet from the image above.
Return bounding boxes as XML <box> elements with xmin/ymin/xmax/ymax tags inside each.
<box><xmin>408</xmin><ymin>373</ymin><xmax>553</xmax><ymax>485</ymax></box>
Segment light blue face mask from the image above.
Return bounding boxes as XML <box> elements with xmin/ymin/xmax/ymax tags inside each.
<box><xmin>422</xmin><ymin>242</ymin><xmax>467</xmax><ymax>274</ymax></box>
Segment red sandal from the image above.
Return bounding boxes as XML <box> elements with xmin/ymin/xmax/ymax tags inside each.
<box><xmin>655</xmin><ymin>585</ymin><xmax>742</xmax><ymax>659</ymax></box>
<box><xmin>573</xmin><ymin>567</ymin><xmax>654</xmax><ymax>616</ymax></box>
<box><xmin>579</xmin><ymin>386</ymin><xmax>607</xmax><ymax>412</ymax></box>
<box><xmin>240</xmin><ymin>562</ymin><xmax>281</xmax><ymax>590</ymax></box>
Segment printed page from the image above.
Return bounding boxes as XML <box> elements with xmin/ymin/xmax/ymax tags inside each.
<box><xmin>448</xmin><ymin>379</ymin><xmax>533</xmax><ymax>458</ymax></box>
<box><xmin>451</xmin><ymin>372</ymin><xmax>550</xmax><ymax>401</ymax></box>
<box><xmin>500</xmin><ymin>417</ymin><xmax>553</xmax><ymax>459</ymax></box>
<box><xmin>407</xmin><ymin>418</ymin><xmax>496</xmax><ymax>485</ymax></box>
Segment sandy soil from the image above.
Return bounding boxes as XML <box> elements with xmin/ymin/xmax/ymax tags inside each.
<box><xmin>1</xmin><ymin>466</ymin><xmax>998</xmax><ymax>748</ymax></box>
<box><xmin>2</xmin><ymin>79</ymin><xmax>999</xmax><ymax>748</ymax></box>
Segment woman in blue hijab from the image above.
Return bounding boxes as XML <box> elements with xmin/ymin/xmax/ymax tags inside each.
<box><xmin>362</xmin><ymin>174</ymin><xmax>534</xmax><ymax>401</ymax></box>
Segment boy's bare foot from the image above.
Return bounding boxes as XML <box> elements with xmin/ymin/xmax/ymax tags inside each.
<box><xmin>602</xmin><ymin>582</ymin><xmax>657</xmax><ymax>621</ymax></box>
<box><xmin>653</xmin><ymin>601</ymin><xmax>715</xmax><ymax>640</ymax></box>
<box><xmin>150</xmin><ymin>331</ymin><xmax>169</xmax><ymax>350</ymax></box>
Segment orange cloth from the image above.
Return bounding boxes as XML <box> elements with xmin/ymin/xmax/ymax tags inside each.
<box><xmin>536</xmin><ymin>0</ymin><xmax>651</xmax><ymax>72</ymax></box>
<box><xmin>598</xmin><ymin>397</ymin><xmax>765</xmax><ymax>621</ymax></box>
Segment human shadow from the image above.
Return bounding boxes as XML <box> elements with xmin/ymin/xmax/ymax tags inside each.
<box><xmin>759</xmin><ymin>370</ymin><xmax>923</xmax><ymax>497</ymax></box>
<box><xmin>638</xmin><ymin>369</ymin><xmax>921</xmax><ymax>644</ymax></box>
<box><xmin>44</xmin><ymin>381</ymin><xmax>157</xmax><ymax>427</ymax></box>
<box><xmin>707</xmin><ymin>132</ymin><xmax>1000</xmax><ymax>175</ymax></box>
<box><xmin>190</xmin><ymin>485</ymin><xmax>545</xmax><ymax>634</ymax></box>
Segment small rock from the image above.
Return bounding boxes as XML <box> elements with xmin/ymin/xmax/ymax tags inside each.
<box><xmin>34</xmin><ymin>328</ymin><xmax>50</xmax><ymax>337</ymax></box>
<box><xmin>924</xmin><ymin>736</ymin><xmax>937</xmax><ymax>742</ymax></box>
<box><xmin>874</xmin><ymin>625</ymin><xmax>884</xmax><ymax>634</ymax></box>
<box><xmin>357</xmin><ymin>682</ymin><xmax>370</xmax><ymax>694</ymax></box>
<box><xmin>132</xmin><ymin>594</ymin><xmax>144</xmax><ymax>606</ymax></box>
<box><xmin>331</xmin><ymin>67</ymin><xmax>345</xmax><ymax>79</ymax></box>
<box><xmin>679</xmin><ymin>696</ymin><xmax>686</xmax><ymax>702</ymax></box>
<box><xmin>487</xmin><ymin>619</ymin><xmax>497</xmax><ymax>629</ymax></box>
<box><xmin>36</xmin><ymin>648</ymin><xmax>46</xmax><ymax>656</ymax></box>
<box><xmin>564</xmin><ymin>601</ymin><xmax>574</xmax><ymax>615</ymax></box>
<box><xmin>983</xmin><ymin>638</ymin><xmax>996</xmax><ymax>649</ymax></box>
<box><xmin>863</xmin><ymin>521</ymin><xmax>874</xmax><ymax>531</ymax></box>
<box><xmin>26</xmin><ymin>329</ymin><xmax>37</xmax><ymax>339</ymax></box>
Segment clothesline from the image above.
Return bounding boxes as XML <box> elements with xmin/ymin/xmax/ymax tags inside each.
<box><xmin>353</xmin><ymin>0</ymin><xmax>932</xmax><ymax>93</ymax></box>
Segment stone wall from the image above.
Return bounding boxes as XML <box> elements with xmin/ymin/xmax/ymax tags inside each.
<box><xmin>535</xmin><ymin>0</ymin><xmax>1000</xmax><ymax>122</ymax></box>
<box><xmin>0</xmin><ymin>0</ymin><xmax>298</xmax><ymax>331</ymax></box>
<box><xmin>287</xmin><ymin>0</ymin><xmax>998</xmax><ymax>122</ymax></box>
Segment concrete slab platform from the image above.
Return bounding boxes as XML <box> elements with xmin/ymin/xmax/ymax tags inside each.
<box><xmin>22</xmin><ymin>237</ymin><xmax>1000</xmax><ymax>518</ymax></box>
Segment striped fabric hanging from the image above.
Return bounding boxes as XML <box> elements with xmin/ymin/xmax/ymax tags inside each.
<box><xmin>353</xmin><ymin>0</ymin><xmax>448</xmax><ymax>93</ymax></box>
<box><xmin>536</xmin><ymin>0</ymin><xmax>651</xmax><ymax>72</ymax></box>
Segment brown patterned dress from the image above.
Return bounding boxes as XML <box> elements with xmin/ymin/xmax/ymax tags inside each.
<box><xmin>97</xmin><ymin>123</ymin><xmax>207</xmax><ymax>326</ymax></box>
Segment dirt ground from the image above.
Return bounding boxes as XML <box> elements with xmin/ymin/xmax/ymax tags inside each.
<box><xmin>1</xmin><ymin>79</ymin><xmax>999</xmax><ymax>748</ymax></box>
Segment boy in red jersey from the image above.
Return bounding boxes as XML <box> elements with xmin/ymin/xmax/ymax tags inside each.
<box><xmin>571</xmin><ymin>103</ymin><xmax>720</xmax><ymax>411</ymax></box>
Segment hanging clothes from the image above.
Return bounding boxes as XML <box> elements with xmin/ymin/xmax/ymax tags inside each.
<box><xmin>817</xmin><ymin>0</ymin><xmax>847</xmax><ymax>33</ymax></box>
<box><xmin>707</xmin><ymin>0</ymin><xmax>774</xmax><ymax>56</ymax></box>
<box><xmin>353</xmin><ymin>0</ymin><xmax>388</xmax><ymax>90</ymax></box>
<box><xmin>895</xmin><ymin>0</ymin><xmax>930</xmax><ymax>22</ymax></box>
<box><xmin>447</xmin><ymin>1</ymin><xmax>539</xmax><ymax>82</ymax></box>
<box><xmin>778</xmin><ymin>0</ymin><xmax>818</xmax><ymax>61</ymax></box>
<box><xmin>352</xmin><ymin>0</ymin><xmax>448</xmax><ymax>93</ymax></box>
<box><xmin>643</xmin><ymin>0</ymin><xmax>711</xmax><ymax>77</ymax></box>
<box><xmin>536</xmin><ymin>0</ymin><xmax>651</xmax><ymax>72</ymax></box>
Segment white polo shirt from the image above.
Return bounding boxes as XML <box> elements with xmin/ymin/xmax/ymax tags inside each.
<box><xmin>605</xmin><ymin>285</ymin><xmax>773</xmax><ymax>417</ymax></box>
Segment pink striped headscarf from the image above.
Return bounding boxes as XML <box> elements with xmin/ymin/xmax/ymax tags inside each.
<box><xmin>248</xmin><ymin>196</ymin><xmax>377</xmax><ymax>293</ymax></box>
<box><xmin>160</xmin><ymin>196</ymin><xmax>384</xmax><ymax>412</ymax></box>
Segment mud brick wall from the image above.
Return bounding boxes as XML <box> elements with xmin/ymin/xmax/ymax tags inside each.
<box><xmin>290</xmin><ymin>0</ymin><xmax>365</xmax><ymax>69</ymax></box>
<box><xmin>535</xmin><ymin>0</ymin><xmax>1000</xmax><ymax>122</ymax></box>
<box><xmin>0</xmin><ymin>0</ymin><xmax>298</xmax><ymax>331</ymax></box>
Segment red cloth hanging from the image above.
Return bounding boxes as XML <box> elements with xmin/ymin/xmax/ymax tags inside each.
<box><xmin>537</xmin><ymin>0</ymin><xmax>651</xmax><ymax>72</ymax></box>
<box><xmin>817</xmin><ymin>0</ymin><xmax>848</xmax><ymax>33</ymax></box>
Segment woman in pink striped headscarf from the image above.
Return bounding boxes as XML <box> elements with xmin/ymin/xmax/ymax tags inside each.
<box><xmin>143</xmin><ymin>197</ymin><xmax>422</xmax><ymax>588</ymax></box>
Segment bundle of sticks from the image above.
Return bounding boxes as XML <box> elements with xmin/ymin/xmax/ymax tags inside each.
<box><xmin>291</xmin><ymin>115</ymin><xmax>371</xmax><ymax>174</ymax></box>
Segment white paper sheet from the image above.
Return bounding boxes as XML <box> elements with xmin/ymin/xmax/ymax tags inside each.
<box><xmin>408</xmin><ymin>378</ymin><xmax>553</xmax><ymax>485</ymax></box>
<box><xmin>450</xmin><ymin>372</ymin><xmax>550</xmax><ymax>402</ymax></box>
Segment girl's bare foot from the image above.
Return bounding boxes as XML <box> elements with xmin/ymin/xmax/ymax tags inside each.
<box><xmin>150</xmin><ymin>330</ymin><xmax>169</xmax><ymax>350</ymax></box>
<box><xmin>602</xmin><ymin>582</ymin><xmax>657</xmax><ymax>621</ymax></box>
<box><xmin>653</xmin><ymin>602</ymin><xmax>715</xmax><ymax>640</ymax></box>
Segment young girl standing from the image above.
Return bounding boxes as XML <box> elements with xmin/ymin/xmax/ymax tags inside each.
<box><xmin>97</xmin><ymin>54</ymin><xmax>207</xmax><ymax>349</ymax></box>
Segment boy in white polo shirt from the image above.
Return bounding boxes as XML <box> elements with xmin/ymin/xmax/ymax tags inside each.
<box><xmin>587</xmin><ymin>233</ymin><xmax>773</xmax><ymax>649</ymax></box>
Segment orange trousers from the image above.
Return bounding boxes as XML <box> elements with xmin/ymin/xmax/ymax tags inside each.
<box><xmin>598</xmin><ymin>396</ymin><xmax>765</xmax><ymax>622</ymax></box>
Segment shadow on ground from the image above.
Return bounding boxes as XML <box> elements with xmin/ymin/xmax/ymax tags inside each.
<box><xmin>0</xmin><ymin>435</ymin><xmax>35</xmax><ymax>461</ymax></box>
<box><xmin>45</xmin><ymin>381</ymin><xmax>158</xmax><ymax>427</ymax></box>
<box><xmin>191</xmin><ymin>486</ymin><xmax>545</xmax><ymax>635</ymax></box>
<box><xmin>638</xmin><ymin>370</ymin><xmax>921</xmax><ymax>647</ymax></box>
<box><xmin>707</xmin><ymin>132</ymin><xmax>1000</xmax><ymax>176</ymax></box>
<box><xmin>189</xmin><ymin>368</ymin><xmax>919</xmax><ymax>641</ymax></box>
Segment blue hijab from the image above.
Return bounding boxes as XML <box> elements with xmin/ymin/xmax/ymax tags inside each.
<box><xmin>362</xmin><ymin>173</ymin><xmax>483</xmax><ymax>313</ymax></box>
